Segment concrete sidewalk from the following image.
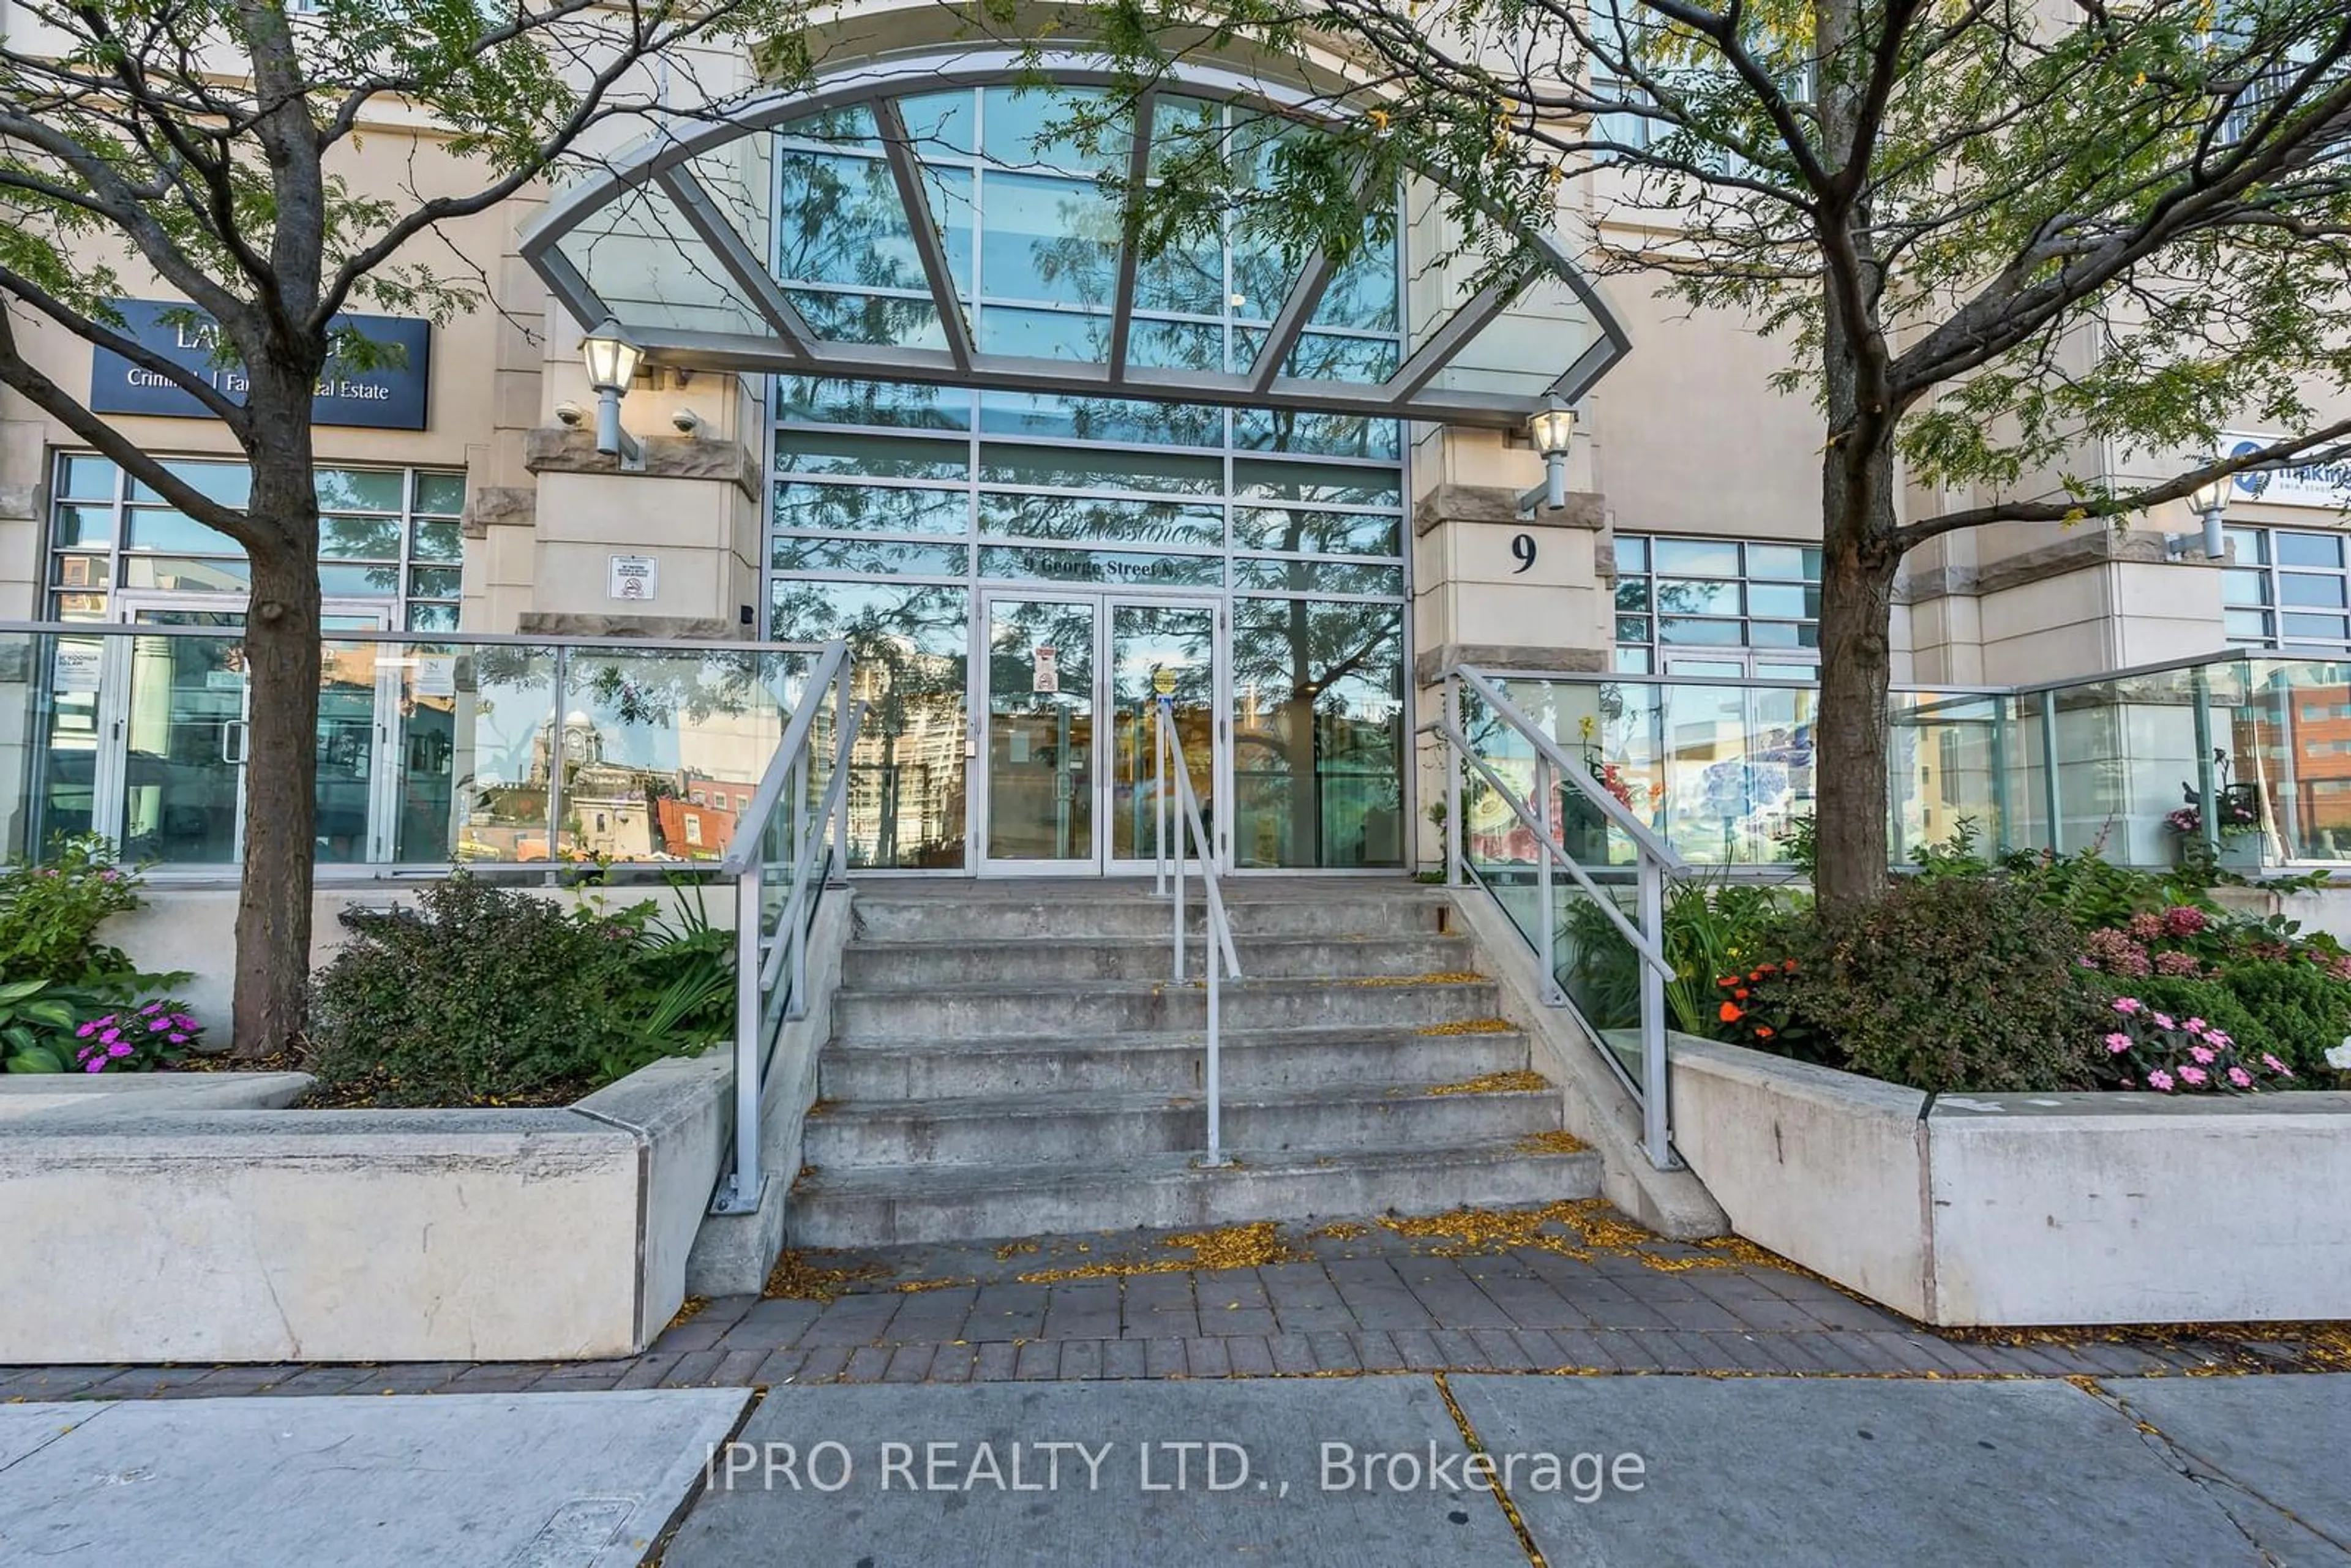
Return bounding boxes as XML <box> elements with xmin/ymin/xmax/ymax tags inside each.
<box><xmin>3</xmin><ymin>1375</ymin><xmax>2342</xmax><ymax>1566</ymax></box>
<box><xmin>0</xmin><ymin>1389</ymin><xmax>746</xmax><ymax>1568</ymax></box>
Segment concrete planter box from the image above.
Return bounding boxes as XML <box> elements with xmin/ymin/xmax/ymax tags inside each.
<box><xmin>1668</xmin><ymin>1035</ymin><xmax>2351</xmax><ymax>1326</ymax></box>
<box><xmin>0</xmin><ymin>1054</ymin><xmax>730</xmax><ymax>1364</ymax></box>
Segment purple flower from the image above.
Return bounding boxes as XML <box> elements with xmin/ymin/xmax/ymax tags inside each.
<box><xmin>105</xmin><ymin>1041</ymin><xmax>132</xmax><ymax>1059</ymax></box>
<box><xmin>81</xmin><ymin>1057</ymin><xmax>105</xmax><ymax>1074</ymax></box>
<box><xmin>141</xmin><ymin>1002</ymin><xmax>162</xmax><ymax>1015</ymax></box>
<box><xmin>75</xmin><ymin>1021</ymin><xmax>97</xmax><ymax>1038</ymax></box>
<box><xmin>148</xmin><ymin>1019</ymin><xmax>169</xmax><ymax>1032</ymax></box>
<box><xmin>99</xmin><ymin>1029</ymin><xmax>119</xmax><ymax>1045</ymax></box>
<box><xmin>167</xmin><ymin>1032</ymin><xmax>187</xmax><ymax>1044</ymax></box>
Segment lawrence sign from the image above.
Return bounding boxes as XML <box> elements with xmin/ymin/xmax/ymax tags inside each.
<box><xmin>91</xmin><ymin>300</ymin><xmax>430</xmax><ymax>430</ymax></box>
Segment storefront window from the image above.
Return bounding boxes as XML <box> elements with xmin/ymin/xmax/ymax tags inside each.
<box><xmin>47</xmin><ymin>455</ymin><xmax>465</xmax><ymax>627</ymax></box>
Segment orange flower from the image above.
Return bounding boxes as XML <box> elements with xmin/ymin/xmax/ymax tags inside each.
<box><xmin>1733</xmin><ymin>988</ymin><xmax>1750</xmax><ymax>1000</ymax></box>
<box><xmin>1755</xmin><ymin>1026</ymin><xmax>1775</xmax><ymax>1039</ymax></box>
<box><xmin>1716</xmin><ymin>976</ymin><xmax>1738</xmax><ymax>988</ymax></box>
<box><xmin>1782</xmin><ymin>960</ymin><xmax>1797</xmax><ymax>972</ymax></box>
<box><xmin>1719</xmin><ymin>1001</ymin><xmax>1743</xmax><ymax>1023</ymax></box>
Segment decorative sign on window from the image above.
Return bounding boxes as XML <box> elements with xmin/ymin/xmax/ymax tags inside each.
<box><xmin>90</xmin><ymin>299</ymin><xmax>431</xmax><ymax>430</ymax></box>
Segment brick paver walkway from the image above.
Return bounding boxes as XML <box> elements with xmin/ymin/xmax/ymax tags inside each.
<box><xmin>3</xmin><ymin>1201</ymin><xmax>2338</xmax><ymax>1402</ymax></box>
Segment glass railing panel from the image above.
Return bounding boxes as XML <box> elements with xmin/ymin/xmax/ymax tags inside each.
<box><xmin>2234</xmin><ymin>656</ymin><xmax>2351</xmax><ymax>864</ymax></box>
<box><xmin>557</xmin><ymin>646</ymin><xmax>802</xmax><ymax>865</ymax></box>
<box><xmin>1551</xmin><ymin>870</ymin><xmax>1646</xmax><ymax>1086</ymax></box>
<box><xmin>1889</xmin><ymin>689</ymin><xmax>2008</xmax><ymax>860</ymax></box>
<box><xmin>1487</xmin><ymin>673</ymin><xmax>1817</xmax><ymax>867</ymax></box>
<box><xmin>1</xmin><ymin>629</ymin><xmax>54</xmax><ymax>862</ymax></box>
<box><xmin>422</xmin><ymin>643</ymin><xmax>561</xmax><ymax>865</ymax></box>
<box><xmin>14</xmin><ymin>629</ymin><xmax>99</xmax><ymax>860</ymax></box>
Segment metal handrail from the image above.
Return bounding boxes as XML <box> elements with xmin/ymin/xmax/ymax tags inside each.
<box><xmin>1458</xmin><ymin>667</ymin><xmax>1688</xmax><ymax>867</ymax></box>
<box><xmin>0</xmin><ymin>616</ymin><xmax>831</xmax><ymax>655</ymax></box>
<box><xmin>1434</xmin><ymin>664</ymin><xmax>1678</xmax><ymax>1171</ymax></box>
<box><xmin>1153</xmin><ymin>694</ymin><xmax>1240</xmax><ymax>1166</ymax></box>
<box><xmin>711</xmin><ymin>642</ymin><xmax>860</xmax><ymax>1217</ymax></box>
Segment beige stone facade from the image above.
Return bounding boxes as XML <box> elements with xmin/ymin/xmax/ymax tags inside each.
<box><xmin>6</xmin><ymin>4</ymin><xmax>2344</xmax><ymax>877</ymax></box>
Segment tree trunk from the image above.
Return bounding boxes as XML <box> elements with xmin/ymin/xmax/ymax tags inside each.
<box><xmin>1811</xmin><ymin>434</ymin><xmax>1902</xmax><ymax>911</ymax></box>
<box><xmin>231</xmin><ymin>435</ymin><xmax>323</xmax><ymax>1057</ymax></box>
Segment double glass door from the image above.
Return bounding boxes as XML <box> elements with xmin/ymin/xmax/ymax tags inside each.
<box><xmin>88</xmin><ymin>593</ymin><xmax>397</xmax><ymax>865</ymax></box>
<box><xmin>979</xmin><ymin>591</ymin><xmax>1222</xmax><ymax>874</ymax></box>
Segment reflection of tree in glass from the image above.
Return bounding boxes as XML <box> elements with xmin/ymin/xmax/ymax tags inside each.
<box><xmin>319</xmin><ymin>516</ymin><xmax>403</xmax><ymax>559</ymax></box>
<box><xmin>775</xmin><ymin>151</ymin><xmax>928</xmax><ymax>293</ymax></box>
<box><xmin>1232</xmin><ymin>597</ymin><xmax>1403</xmax><ymax>866</ymax></box>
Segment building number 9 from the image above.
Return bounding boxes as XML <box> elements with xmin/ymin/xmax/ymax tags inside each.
<box><xmin>1511</xmin><ymin>533</ymin><xmax>1537</xmax><ymax>574</ymax></box>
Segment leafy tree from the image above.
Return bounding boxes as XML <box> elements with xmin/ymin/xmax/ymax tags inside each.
<box><xmin>1076</xmin><ymin>0</ymin><xmax>2351</xmax><ymax>905</ymax></box>
<box><xmin>0</xmin><ymin>0</ymin><xmax>805</xmax><ymax>1050</ymax></box>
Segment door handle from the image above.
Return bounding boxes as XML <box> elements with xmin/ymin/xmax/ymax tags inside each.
<box><xmin>220</xmin><ymin>719</ymin><xmax>249</xmax><ymax>766</ymax></box>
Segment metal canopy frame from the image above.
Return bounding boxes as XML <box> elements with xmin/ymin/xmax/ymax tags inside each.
<box><xmin>517</xmin><ymin>47</ymin><xmax>1632</xmax><ymax>430</ymax></box>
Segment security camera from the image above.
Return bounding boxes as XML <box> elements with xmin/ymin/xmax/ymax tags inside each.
<box><xmin>553</xmin><ymin>401</ymin><xmax>585</xmax><ymax>427</ymax></box>
<box><xmin>670</xmin><ymin>408</ymin><xmax>703</xmax><ymax>435</ymax></box>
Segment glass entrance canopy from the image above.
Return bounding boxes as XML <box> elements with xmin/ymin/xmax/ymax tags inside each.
<box><xmin>519</xmin><ymin>49</ymin><xmax>1630</xmax><ymax>429</ymax></box>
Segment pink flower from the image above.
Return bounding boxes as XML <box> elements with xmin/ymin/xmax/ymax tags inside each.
<box><xmin>2105</xmin><ymin>1033</ymin><xmax>2132</xmax><ymax>1054</ymax></box>
<box><xmin>2184</xmin><ymin>1018</ymin><xmax>2208</xmax><ymax>1035</ymax></box>
<box><xmin>2228</xmin><ymin>1067</ymin><xmax>2253</xmax><ymax>1088</ymax></box>
<box><xmin>99</xmin><ymin>1029</ymin><xmax>119</xmax><ymax>1045</ymax></box>
<box><xmin>2152</xmin><ymin>1013</ymin><xmax>2176</xmax><ymax>1030</ymax></box>
<box><xmin>2148</xmin><ymin>1070</ymin><xmax>2175</xmax><ymax>1092</ymax></box>
<box><xmin>2207</xmin><ymin>1030</ymin><xmax>2232</xmax><ymax>1049</ymax></box>
<box><xmin>2180</xmin><ymin>1065</ymin><xmax>2208</xmax><ymax>1086</ymax></box>
<box><xmin>167</xmin><ymin>1032</ymin><xmax>187</xmax><ymax>1044</ymax></box>
<box><xmin>2189</xmin><ymin>1045</ymin><xmax>2215</xmax><ymax>1064</ymax></box>
<box><xmin>81</xmin><ymin>1057</ymin><xmax>105</xmax><ymax>1074</ymax></box>
<box><xmin>2163</xmin><ymin>906</ymin><xmax>2208</xmax><ymax>936</ymax></box>
<box><xmin>2127</xmin><ymin>912</ymin><xmax>2164</xmax><ymax>942</ymax></box>
<box><xmin>105</xmin><ymin>1041</ymin><xmax>132</xmax><ymax>1058</ymax></box>
<box><xmin>2112</xmin><ymin>997</ymin><xmax>2143</xmax><ymax>1015</ymax></box>
<box><xmin>148</xmin><ymin>1019</ymin><xmax>169</xmax><ymax>1032</ymax></box>
<box><xmin>75</xmin><ymin>1021</ymin><xmax>97</xmax><ymax>1038</ymax></box>
<box><xmin>2153</xmin><ymin>951</ymin><xmax>2203</xmax><ymax>976</ymax></box>
<box><xmin>2262</xmin><ymin>1054</ymin><xmax>2293</xmax><ymax>1076</ymax></box>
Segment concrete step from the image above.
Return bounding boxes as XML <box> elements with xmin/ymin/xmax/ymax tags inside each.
<box><xmin>802</xmin><ymin>1082</ymin><xmax>1560</xmax><ymax>1169</ymax></box>
<box><xmin>820</xmin><ymin>1024</ymin><xmax>1532</xmax><ymax>1100</ymax></box>
<box><xmin>831</xmin><ymin>977</ymin><xmax>1499</xmax><ymax>1041</ymax></box>
<box><xmin>842</xmin><ymin>933</ymin><xmax>1478</xmax><ymax>987</ymax></box>
<box><xmin>787</xmin><ymin>1139</ymin><xmax>1602</xmax><ymax>1247</ymax></box>
<box><xmin>850</xmin><ymin>887</ymin><xmax>1451</xmax><ymax>943</ymax></box>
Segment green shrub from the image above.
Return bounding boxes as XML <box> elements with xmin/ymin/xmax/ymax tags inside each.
<box><xmin>308</xmin><ymin>873</ymin><xmax>730</xmax><ymax>1107</ymax></box>
<box><xmin>2201</xmin><ymin>959</ymin><xmax>2351</xmax><ymax>1076</ymax></box>
<box><xmin>0</xmin><ymin>836</ymin><xmax>142</xmax><ymax>980</ymax></box>
<box><xmin>1758</xmin><ymin>877</ymin><xmax>2108</xmax><ymax>1093</ymax></box>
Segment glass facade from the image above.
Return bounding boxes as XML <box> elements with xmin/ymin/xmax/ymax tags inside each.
<box><xmin>2222</xmin><ymin>524</ymin><xmax>2351</xmax><ymax>649</ymax></box>
<box><xmin>1612</xmin><ymin>533</ymin><xmax>1823</xmax><ymax>675</ymax></box>
<box><xmin>48</xmin><ymin>454</ymin><xmax>465</xmax><ymax>628</ymax></box>
<box><xmin>764</xmin><ymin>89</ymin><xmax>1410</xmax><ymax>872</ymax></box>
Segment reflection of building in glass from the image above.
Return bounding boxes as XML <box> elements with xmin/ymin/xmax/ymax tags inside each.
<box><xmin>846</xmin><ymin>638</ymin><xmax>968</xmax><ymax>870</ymax></box>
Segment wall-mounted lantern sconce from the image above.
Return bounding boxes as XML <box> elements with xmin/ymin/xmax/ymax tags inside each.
<box><xmin>1517</xmin><ymin>396</ymin><xmax>1577</xmax><ymax>519</ymax></box>
<box><xmin>582</xmin><ymin>317</ymin><xmax>645</xmax><ymax>473</ymax></box>
<box><xmin>2167</xmin><ymin>473</ymin><xmax>2230</xmax><ymax>561</ymax></box>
